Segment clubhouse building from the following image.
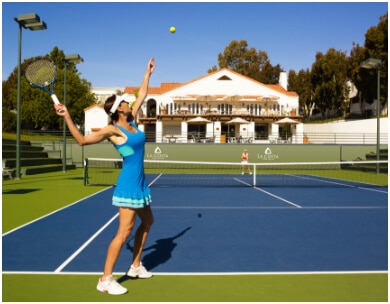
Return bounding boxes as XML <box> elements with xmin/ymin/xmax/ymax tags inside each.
<box><xmin>88</xmin><ymin>68</ymin><xmax>302</xmax><ymax>144</ymax></box>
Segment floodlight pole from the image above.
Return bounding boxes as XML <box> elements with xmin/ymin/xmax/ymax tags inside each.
<box><xmin>360</xmin><ymin>58</ymin><xmax>382</xmax><ymax>174</ymax></box>
<box><xmin>14</xmin><ymin>13</ymin><xmax>47</xmax><ymax>179</ymax></box>
<box><xmin>63</xmin><ymin>54</ymin><xmax>83</xmax><ymax>172</ymax></box>
<box><xmin>15</xmin><ymin>21</ymin><xmax>22</xmax><ymax>179</ymax></box>
<box><xmin>375</xmin><ymin>62</ymin><xmax>381</xmax><ymax>174</ymax></box>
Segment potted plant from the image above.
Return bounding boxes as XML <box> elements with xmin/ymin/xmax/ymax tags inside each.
<box><xmin>161</xmin><ymin>103</ymin><xmax>167</xmax><ymax>115</ymax></box>
<box><xmin>290</xmin><ymin>108</ymin><xmax>297</xmax><ymax>116</ymax></box>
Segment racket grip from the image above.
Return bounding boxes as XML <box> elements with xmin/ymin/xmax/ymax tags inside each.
<box><xmin>51</xmin><ymin>94</ymin><xmax>65</xmax><ymax>113</ymax></box>
<box><xmin>51</xmin><ymin>94</ymin><xmax>60</xmax><ymax>105</ymax></box>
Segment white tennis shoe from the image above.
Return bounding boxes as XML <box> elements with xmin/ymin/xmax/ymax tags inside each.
<box><xmin>96</xmin><ymin>275</ymin><xmax>127</xmax><ymax>295</ymax></box>
<box><xmin>127</xmin><ymin>263</ymin><xmax>153</xmax><ymax>279</ymax></box>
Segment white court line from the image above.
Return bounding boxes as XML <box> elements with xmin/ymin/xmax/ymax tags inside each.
<box><xmin>2</xmin><ymin>187</ymin><xmax>112</xmax><ymax>237</ymax></box>
<box><xmin>287</xmin><ymin>174</ymin><xmax>356</xmax><ymax>188</ymax></box>
<box><xmin>3</xmin><ymin>270</ymin><xmax>387</xmax><ymax>276</ymax></box>
<box><xmin>235</xmin><ymin>177</ymin><xmax>302</xmax><ymax>208</ymax></box>
<box><xmin>289</xmin><ymin>174</ymin><xmax>388</xmax><ymax>194</ymax></box>
<box><xmin>54</xmin><ymin>213</ymin><xmax>119</xmax><ymax>273</ymax></box>
<box><xmin>148</xmin><ymin>173</ymin><xmax>163</xmax><ymax>187</ymax></box>
<box><xmin>253</xmin><ymin>187</ymin><xmax>302</xmax><ymax>208</ymax></box>
<box><xmin>153</xmin><ymin>206</ymin><xmax>387</xmax><ymax>210</ymax></box>
<box><xmin>357</xmin><ymin>186</ymin><xmax>388</xmax><ymax>194</ymax></box>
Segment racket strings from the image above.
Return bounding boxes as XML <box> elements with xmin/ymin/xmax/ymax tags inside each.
<box><xmin>25</xmin><ymin>60</ymin><xmax>55</xmax><ymax>86</ymax></box>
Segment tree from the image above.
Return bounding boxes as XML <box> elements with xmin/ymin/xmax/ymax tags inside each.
<box><xmin>351</xmin><ymin>13</ymin><xmax>387</xmax><ymax>110</ymax></box>
<box><xmin>2</xmin><ymin>47</ymin><xmax>95</xmax><ymax>131</ymax></box>
<box><xmin>209</xmin><ymin>40</ymin><xmax>282</xmax><ymax>84</ymax></box>
<box><xmin>310</xmin><ymin>48</ymin><xmax>350</xmax><ymax>118</ymax></box>
<box><xmin>288</xmin><ymin>69</ymin><xmax>313</xmax><ymax>117</ymax></box>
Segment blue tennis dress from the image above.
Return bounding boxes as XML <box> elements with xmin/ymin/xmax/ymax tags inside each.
<box><xmin>112</xmin><ymin>122</ymin><xmax>151</xmax><ymax>208</ymax></box>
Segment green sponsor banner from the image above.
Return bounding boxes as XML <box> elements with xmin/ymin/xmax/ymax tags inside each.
<box><xmin>145</xmin><ymin>144</ymin><xmax>340</xmax><ymax>163</ymax></box>
<box><xmin>70</xmin><ymin>142</ymin><xmax>385</xmax><ymax>166</ymax></box>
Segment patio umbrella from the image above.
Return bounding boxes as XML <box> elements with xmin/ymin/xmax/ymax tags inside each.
<box><xmin>223</xmin><ymin>95</ymin><xmax>243</xmax><ymax>102</ymax></box>
<box><xmin>172</xmin><ymin>95</ymin><xmax>195</xmax><ymax>114</ymax></box>
<box><xmin>226</xmin><ymin>117</ymin><xmax>250</xmax><ymax>140</ymax></box>
<box><xmin>196</xmin><ymin>95</ymin><xmax>217</xmax><ymax>102</ymax></box>
<box><xmin>226</xmin><ymin>117</ymin><xmax>249</xmax><ymax>124</ymax></box>
<box><xmin>256</xmin><ymin>96</ymin><xmax>279</xmax><ymax>111</ymax></box>
<box><xmin>193</xmin><ymin>95</ymin><xmax>217</xmax><ymax>114</ymax></box>
<box><xmin>274</xmin><ymin>117</ymin><xmax>299</xmax><ymax>140</ymax></box>
<box><xmin>274</xmin><ymin>117</ymin><xmax>299</xmax><ymax>124</ymax></box>
<box><xmin>223</xmin><ymin>96</ymin><xmax>244</xmax><ymax>114</ymax></box>
<box><xmin>256</xmin><ymin>95</ymin><xmax>279</xmax><ymax>104</ymax></box>
<box><xmin>187</xmin><ymin>116</ymin><xmax>211</xmax><ymax>124</ymax></box>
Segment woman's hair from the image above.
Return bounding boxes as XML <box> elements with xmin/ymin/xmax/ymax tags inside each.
<box><xmin>104</xmin><ymin>95</ymin><xmax>134</xmax><ymax>124</ymax></box>
<box><xmin>104</xmin><ymin>95</ymin><xmax>119</xmax><ymax>124</ymax></box>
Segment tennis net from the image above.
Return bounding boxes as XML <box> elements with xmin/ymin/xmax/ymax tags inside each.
<box><xmin>84</xmin><ymin>158</ymin><xmax>388</xmax><ymax>188</ymax></box>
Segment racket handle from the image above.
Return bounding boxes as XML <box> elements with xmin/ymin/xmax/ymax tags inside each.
<box><xmin>51</xmin><ymin>94</ymin><xmax>65</xmax><ymax>113</ymax></box>
<box><xmin>51</xmin><ymin>94</ymin><xmax>60</xmax><ymax>104</ymax></box>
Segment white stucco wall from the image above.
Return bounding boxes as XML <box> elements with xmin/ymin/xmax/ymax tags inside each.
<box><xmin>303</xmin><ymin>117</ymin><xmax>388</xmax><ymax>144</ymax></box>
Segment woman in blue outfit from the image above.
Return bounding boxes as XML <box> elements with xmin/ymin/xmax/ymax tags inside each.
<box><xmin>55</xmin><ymin>58</ymin><xmax>156</xmax><ymax>295</ymax></box>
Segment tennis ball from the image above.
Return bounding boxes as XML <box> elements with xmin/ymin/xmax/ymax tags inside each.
<box><xmin>170</xmin><ymin>26</ymin><xmax>176</xmax><ymax>34</ymax></box>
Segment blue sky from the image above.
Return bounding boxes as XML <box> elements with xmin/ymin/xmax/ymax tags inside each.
<box><xmin>2</xmin><ymin>2</ymin><xmax>388</xmax><ymax>89</ymax></box>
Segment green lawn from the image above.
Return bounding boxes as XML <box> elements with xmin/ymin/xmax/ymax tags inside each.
<box><xmin>2</xmin><ymin>273</ymin><xmax>387</xmax><ymax>302</ymax></box>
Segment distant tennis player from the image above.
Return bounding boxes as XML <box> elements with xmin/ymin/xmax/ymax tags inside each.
<box><xmin>54</xmin><ymin>58</ymin><xmax>156</xmax><ymax>295</ymax></box>
<box><xmin>241</xmin><ymin>149</ymin><xmax>252</xmax><ymax>175</ymax></box>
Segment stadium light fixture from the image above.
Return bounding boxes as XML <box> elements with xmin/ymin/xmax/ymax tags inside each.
<box><xmin>14</xmin><ymin>13</ymin><xmax>47</xmax><ymax>179</ymax></box>
<box><xmin>63</xmin><ymin>54</ymin><xmax>83</xmax><ymax>172</ymax></box>
<box><xmin>360</xmin><ymin>58</ymin><xmax>382</xmax><ymax>174</ymax></box>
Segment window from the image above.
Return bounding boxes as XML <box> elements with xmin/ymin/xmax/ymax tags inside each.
<box><xmin>255</xmin><ymin>123</ymin><xmax>269</xmax><ymax>139</ymax></box>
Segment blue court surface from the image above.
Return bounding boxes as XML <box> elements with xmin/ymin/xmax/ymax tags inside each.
<box><xmin>3</xmin><ymin>173</ymin><xmax>388</xmax><ymax>275</ymax></box>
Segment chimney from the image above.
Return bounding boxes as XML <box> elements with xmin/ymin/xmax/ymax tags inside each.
<box><xmin>279</xmin><ymin>72</ymin><xmax>287</xmax><ymax>90</ymax></box>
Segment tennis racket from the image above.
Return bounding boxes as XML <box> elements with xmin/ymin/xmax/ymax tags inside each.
<box><xmin>25</xmin><ymin>59</ymin><xmax>64</xmax><ymax>113</ymax></box>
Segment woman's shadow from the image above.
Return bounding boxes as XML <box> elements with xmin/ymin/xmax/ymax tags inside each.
<box><xmin>118</xmin><ymin>227</ymin><xmax>191</xmax><ymax>282</ymax></box>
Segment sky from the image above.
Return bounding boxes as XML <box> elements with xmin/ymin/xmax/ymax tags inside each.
<box><xmin>2</xmin><ymin>2</ymin><xmax>388</xmax><ymax>89</ymax></box>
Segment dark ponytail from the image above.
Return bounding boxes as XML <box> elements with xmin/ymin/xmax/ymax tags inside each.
<box><xmin>104</xmin><ymin>95</ymin><xmax>118</xmax><ymax>124</ymax></box>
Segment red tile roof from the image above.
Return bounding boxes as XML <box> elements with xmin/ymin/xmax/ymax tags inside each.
<box><xmin>123</xmin><ymin>68</ymin><xmax>297</xmax><ymax>97</ymax></box>
<box><xmin>124</xmin><ymin>82</ymin><xmax>185</xmax><ymax>95</ymax></box>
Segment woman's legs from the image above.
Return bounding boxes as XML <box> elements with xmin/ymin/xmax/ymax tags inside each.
<box><xmin>131</xmin><ymin>205</ymin><xmax>154</xmax><ymax>267</ymax></box>
<box><xmin>101</xmin><ymin>205</ymin><xmax>154</xmax><ymax>279</ymax></box>
<box><xmin>102</xmin><ymin>207</ymin><xmax>136</xmax><ymax>279</ymax></box>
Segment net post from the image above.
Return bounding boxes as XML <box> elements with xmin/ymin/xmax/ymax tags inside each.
<box><xmin>253</xmin><ymin>164</ymin><xmax>256</xmax><ymax>186</ymax></box>
<box><xmin>83</xmin><ymin>158</ymin><xmax>88</xmax><ymax>186</ymax></box>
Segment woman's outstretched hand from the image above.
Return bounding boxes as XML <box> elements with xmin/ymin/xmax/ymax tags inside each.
<box><xmin>54</xmin><ymin>103</ymin><xmax>68</xmax><ymax>116</ymax></box>
<box><xmin>147</xmin><ymin>58</ymin><xmax>156</xmax><ymax>75</ymax></box>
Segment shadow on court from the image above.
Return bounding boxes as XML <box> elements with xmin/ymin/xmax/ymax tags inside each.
<box><xmin>126</xmin><ymin>227</ymin><xmax>191</xmax><ymax>270</ymax></box>
<box><xmin>2</xmin><ymin>188</ymin><xmax>41</xmax><ymax>194</ymax></box>
<box><xmin>118</xmin><ymin>227</ymin><xmax>191</xmax><ymax>283</ymax></box>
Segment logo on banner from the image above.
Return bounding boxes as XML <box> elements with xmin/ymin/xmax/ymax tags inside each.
<box><xmin>257</xmin><ymin>147</ymin><xmax>279</xmax><ymax>161</ymax></box>
<box><xmin>146</xmin><ymin>146</ymin><xmax>169</xmax><ymax>160</ymax></box>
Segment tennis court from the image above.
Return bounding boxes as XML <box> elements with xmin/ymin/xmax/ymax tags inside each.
<box><xmin>3</xmin><ymin>167</ymin><xmax>387</xmax><ymax>277</ymax></box>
